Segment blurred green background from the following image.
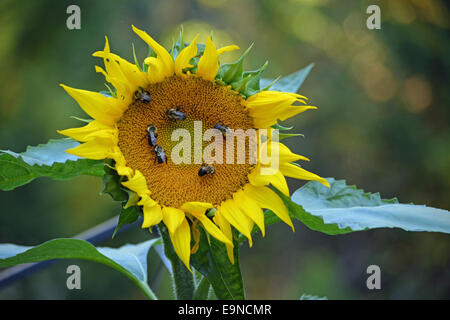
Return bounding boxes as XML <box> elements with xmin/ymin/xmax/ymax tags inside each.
<box><xmin>0</xmin><ymin>0</ymin><xmax>449</xmax><ymax>299</ymax></box>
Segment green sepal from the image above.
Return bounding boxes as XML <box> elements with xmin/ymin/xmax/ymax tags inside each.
<box><xmin>260</xmin><ymin>63</ymin><xmax>314</xmax><ymax>93</ymax></box>
<box><xmin>187</xmin><ymin>43</ymin><xmax>206</xmax><ymax>74</ymax></box>
<box><xmin>69</xmin><ymin>116</ymin><xmax>92</xmax><ymax>123</ymax></box>
<box><xmin>237</xmin><ymin>61</ymin><xmax>268</xmax><ymax>96</ymax></box>
<box><xmin>101</xmin><ymin>159</ymin><xmax>128</xmax><ymax>202</ymax></box>
<box><xmin>102</xmin><ymin>83</ymin><xmax>116</xmax><ymax>98</ymax></box>
<box><xmin>277</xmin><ymin>133</ymin><xmax>305</xmax><ymax>141</ymax></box>
<box><xmin>170</xmin><ymin>26</ymin><xmax>185</xmax><ymax>60</ymax></box>
<box><xmin>113</xmin><ymin>204</ymin><xmax>142</xmax><ymax>238</ymax></box>
<box><xmin>230</xmin><ymin>61</ymin><xmax>269</xmax><ymax>97</ymax></box>
<box><xmin>132</xmin><ymin>43</ymin><xmax>142</xmax><ymax>72</ymax></box>
<box><xmin>218</xmin><ymin>44</ymin><xmax>253</xmax><ymax>84</ymax></box>
<box><xmin>271</xmin><ymin>123</ymin><xmax>294</xmax><ymax>131</ymax></box>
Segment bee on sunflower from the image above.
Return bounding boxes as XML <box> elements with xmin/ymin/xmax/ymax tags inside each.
<box><xmin>58</xmin><ymin>26</ymin><xmax>328</xmax><ymax>271</ymax></box>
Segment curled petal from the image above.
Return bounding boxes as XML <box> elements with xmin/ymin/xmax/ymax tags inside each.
<box><xmin>162</xmin><ymin>207</ymin><xmax>186</xmax><ymax>234</ymax></box>
<box><xmin>175</xmin><ymin>34</ymin><xmax>199</xmax><ymax>76</ymax></box>
<box><xmin>244</xmin><ymin>184</ymin><xmax>294</xmax><ymax>231</ymax></box>
<box><xmin>168</xmin><ymin>218</ymin><xmax>192</xmax><ymax>271</ymax></box>
<box><xmin>197</xmin><ymin>37</ymin><xmax>219</xmax><ymax>81</ymax></box>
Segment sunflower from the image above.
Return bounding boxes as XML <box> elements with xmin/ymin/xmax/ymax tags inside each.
<box><xmin>58</xmin><ymin>26</ymin><xmax>329</xmax><ymax>270</ymax></box>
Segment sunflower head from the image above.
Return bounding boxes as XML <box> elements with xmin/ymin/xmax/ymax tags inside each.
<box><xmin>58</xmin><ymin>26</ymin><xmax>329</xmax><ymax>270</ymax></box>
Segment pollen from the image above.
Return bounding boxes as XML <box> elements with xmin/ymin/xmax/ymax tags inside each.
<box><xmin>117</xmin><ymin>76</ymin><xmax>255</xmax><ymax>207</ymax></box>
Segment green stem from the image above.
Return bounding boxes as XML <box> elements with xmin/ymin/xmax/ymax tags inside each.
<box><xmin>158</xmin><ymin>224</ymin><xmax>195</xmax><ymax>300</ymax></box>
<box><xmin>135</xmin><ymin>279</ymin><xmax>158</xmax><ymax>300</ymax></box>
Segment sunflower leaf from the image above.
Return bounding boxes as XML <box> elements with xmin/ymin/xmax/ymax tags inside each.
<box><xmin>0</xmin><ymin>139</ymin><xmax>104</xmax><ymax>191</ymax></box>
<box><xmin>260</xmin><ymin>63</ymin><xmax>314</xmax><ymax>93</ymax></box>
<box><xmin>0</xmin><ymin>238</ymin><xmax>161</xmax><ymax>299</ymax></box>
<box><xmin>239</xmin><ymin>178</ymin><xmax>450</xmax><ymax>244</ymax></box>
<box><xmin>191</xmin><ymin>227</ymin><xmax>245</xmax><ymax>300</ymax></box>
<box><xmin>291</xmin><ymin>178</ymin><xmax>450</xmax><ymax>234</ymax></box>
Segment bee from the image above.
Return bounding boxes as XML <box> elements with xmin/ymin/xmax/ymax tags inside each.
<box><xmin>141</xmin><ymin>124</ymin><xmax>158</xmax><ymax>147</ymax></box>
<box><xmin>213</xmin><ymin>123</ymin><xmax>232</xmax><ymax>137</ymax></box>
<box><xmin>153</xmin><ymin>145</ymin><xmax>167</xmax><ymax>164</ymax></box>
<box><xmin>134</xmin><ymin>87</ymin><xmax>151</xmax><ymax>103</ymax></box>
<box><xmin>167</xmin><ymin>107</ymin><xmax>186</xmax><ymax>121</ymax></box>
<box><xmin>198</xmin><ymin>165</ymin><xmax>215</xmax><ymax>177</ymax></box>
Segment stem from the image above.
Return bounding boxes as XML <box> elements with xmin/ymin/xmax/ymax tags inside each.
<box><xmin>135</xmin><ymin>279</ymin><xmax>158</xmax><ymax>300</ymax></box>
<box><xmin>158</xmin><ymin>224</ymin><xmax>195</xmax><ymax>300</ymax></box>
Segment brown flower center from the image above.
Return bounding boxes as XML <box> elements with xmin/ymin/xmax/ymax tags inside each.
<box><xmin>117</xmin><ymin>76</ymin><xmax>254</xmax><ymax>207</ymax></box>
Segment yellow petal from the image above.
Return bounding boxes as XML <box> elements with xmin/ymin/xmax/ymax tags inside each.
<box><xmin>111</xmin><ymin>152</ymin><xmax>133</xmax><ymax>178</ymax></box>
<box><xmin>93</xmin><ymin>39</ymin><xmax>148</xmax><ymax>89</ymax></box>
<box><xmin>220</xmin><ymin>199</ymin><xmax>253</xmax><ymax>247</ymax></box>
<box><xmin>132</xmin><ymin>25</ymin><xmax>174</xmax><ymax>78</ymax></box>
<box><xmin>180</xmin><ymin>201</ymin><xmax>213</xmax><ymax>215</ymax></box>
<box><xmin>168</xmin><ymin>218</ymin><xmax>192</xmax><ymax>271</ymax></box>
<box><xmin>197</xmin><ymin>37</ymin><xmax>219</xmax><ymax>81</ymax></box>
<box><xmin>61</xmin><ymin>85</ymin><xmax>123</xmax><ymax>125</ymax></box>
<box><xmin>93</xmin><ymin>37</ymin><xmax>135</xmax><ymax>100</ymax></box>
<box><xmin>65</xmin><ymin>138</ymin><xmax>116</xmax><ymax>160</ymax></box>
<box><xmin>121</xmin><ymin>170</ymin><xmax>150</xmax><ymax>197</ymax></box>
<box><xmin>174</xmin><ymin>34</ymin><xmax>199</xmax><ymax>76</ymax></box>
<box><xmin>279</xmin><ymin>163</ymin><xmax>330</xmax><ymax>187</ymax></box>
<box><xmin>244</xmin><ymin>184</ymin><xmax>294</xmax><ymax>231</ymax></box>
<box><xmin>213</xmin><ymin>209</ymin><xmax>235</xmax><ymax>264</ymax></box>
<box><xmin>144</xmin><ymin>56</ymin><xmax>167</xmax><ymax>84</ymax></box>
<box><xmin>57</xmin><ymin>120</ymin><xmax>114</xmax><ymax>142</ymax></box>
<box><xmin>234</xmin><ymin>190</ymin><xmax>266</xmax><ymax>237</ymax></box>
<box><xmin>141</xmin><ymin>204</ymin><xmax>163</xmax><ymax>228</ymax></box>
<box><xmin>196</xmin><ymin>214</ymin><xmax>233</xmax><ymax>245</ymax></box>
<box><xmin>248</xmin><ymin>166</ymin><xmax>289</xmax><ymax>197</ymax></box>
<box><xmin>276</xmin><ymin>142</ymin><xmax>310</xmax><ymax>163</ymax></box>
<box><xmin>162</xmin><ymin>207</ymin><xmax>186</xmax><ymax>234</ymax></box>
<box><xmin>217</xmin><ymin>45</ymin><xmax>240</xmax><ymax>55</ymax></box>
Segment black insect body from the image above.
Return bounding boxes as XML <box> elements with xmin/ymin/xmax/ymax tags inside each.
<box><xmin>167</xmin><ymin>107</ymin><xmax>186</xmax><ymax>121</ymax></box>
<box><xmin>145</xmin><ymin>124</ymin><xmax>158</xmax><ymax>147</ymax></box>
<box><xmin>213</xmin><ymin>123</ymin><xmax>232</xmax><ymax>137</ymax></box>
<box><xmin>154</xmin><ymin>145</ymin><xmax>167</xmax><ymax>164</ymax></box>
<box><xmin>198</xmin><ymin>165</ymin><xmax>215</xmax><ymax>177</ymax></box>
<box><xmin>134</xmin><ymin>87</ymin><xmax>151</xmax><ymax>103</ymax></box>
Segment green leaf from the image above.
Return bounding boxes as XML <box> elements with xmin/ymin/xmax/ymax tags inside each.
<box><xmin>0</xmin><ymin>238</ymin><xmax>161</xmax><ymax>299</ymax></box>
<box><xmin>113</xmin><ymin>205</ymin><xmax>141</xmax><ymax>238</ymax></box>
<box><xmin>300</xmin><ymin>294</ymin><xmax>328</xmax><ymax>300</ymax></box>
<box><xmin>292</xmin><ymin>178</ymin><xmax>450</xmax><ymax>234</ymax></box>
<box><xmin>193</xmin><ymin>276</ymin><xmax>211</xmax><ymax>300</ymax></box>
<box><xmin>191</xmin><ymin>227</ymin><xmax>245</xmax><ymax>300</ymax></box>
<box><xmin>260</xmin><ymin>63</ymin><xmax>314</xmax><ymax>93</ymax></box>
<box><xmin>0</xmin><ymin>139</ymin><xmax>104</xmax><ymax>191</ymax></box>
